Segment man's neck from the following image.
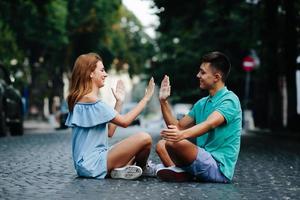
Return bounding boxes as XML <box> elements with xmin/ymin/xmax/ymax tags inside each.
<box><xmin>209</xmin><ymin>82</ymin><xmax>225</xmax><ymax>97</ymax></box>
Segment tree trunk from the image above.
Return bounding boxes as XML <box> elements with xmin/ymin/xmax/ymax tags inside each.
<box><xmin>261</xmin><ymin>0</ymin><xmax>282</xmax><ymax>129</ymax></box>
<box><xmin>282</xmin><ymin>0</ymin><xmax>300</xmax><ymax>131</ymax></box>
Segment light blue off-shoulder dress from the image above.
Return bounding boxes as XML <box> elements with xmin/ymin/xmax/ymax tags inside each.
<box><xmin>65</xmin><ymin>100</ymin><xmax>116</xmax><ymax>179</ymax></box>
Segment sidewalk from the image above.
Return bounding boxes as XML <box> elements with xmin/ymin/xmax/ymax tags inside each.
<box><xmin>24</xmin><ymin>119</ymin><xmax>57</xmax><ymax>134</ymax></box>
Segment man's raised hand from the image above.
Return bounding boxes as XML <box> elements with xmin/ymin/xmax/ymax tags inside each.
<box><xmin>159</xmin><ymin>75</ymin><xmax>171</xmax><ymax>101</ymax></box>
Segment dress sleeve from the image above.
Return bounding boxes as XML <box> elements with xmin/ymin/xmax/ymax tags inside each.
<box><xmin>65</xmin><ymin>101</ymin><xmax>116</xmax><ymax>127</ymax></box>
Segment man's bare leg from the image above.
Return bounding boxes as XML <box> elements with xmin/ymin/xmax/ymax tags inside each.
<box><xmin>156</xmin><ymin>140</ymin><xmax>175</xmax><ymax>167</ymax></box>
<box><xmin>155</xmin><ymin>139</ymin><xmax>198</xmax><ymax>182</ymax></box>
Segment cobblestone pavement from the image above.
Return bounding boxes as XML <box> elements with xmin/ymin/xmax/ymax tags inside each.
<box><xmin>0</xmin><ymin>126</ymin><xmax>299</xmax><ymax>200</ymax></box>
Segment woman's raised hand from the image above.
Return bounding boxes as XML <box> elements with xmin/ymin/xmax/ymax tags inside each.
<box><xmin>144</xmin><ymin>77</ymin><xmax>155</xmax><ymax>101</ymax></box>
<box><xmin>111</xmin><ymin>80</ymin><xmax>126</xmax><ymax>103</ymax></box>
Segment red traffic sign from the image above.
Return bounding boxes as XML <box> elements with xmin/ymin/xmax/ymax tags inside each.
<box><xmin>243</xmin><ymin>56</ymin><xmax>255</xmax><ymax>72</ymax></box>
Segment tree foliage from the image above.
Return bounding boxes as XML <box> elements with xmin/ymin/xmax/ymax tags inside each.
<box><xmin>150</xmin><ymin>0</ymin><xmax>253</xmax><ymax>103</ymax></box>
<box><xmin>151</xmin><ymin>0</ymin><xmax>300</xmax><ymax>130</ymax></box>
<box><xmin>0</xmin><ymin>0</ymin><xmax>155</xmax><ymax>116</ymax></box>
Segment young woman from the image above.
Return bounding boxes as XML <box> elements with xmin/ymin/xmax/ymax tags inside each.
<box><xmin>65</xmin><ymin>53</ymin><xmax>155</xmax><ymax>180</ymax></box>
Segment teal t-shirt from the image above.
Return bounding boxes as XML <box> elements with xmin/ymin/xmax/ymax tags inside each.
<box><xmin>188</xmin><ymin>87</ymin><xmax>242</xmax><ymax>180</ymax></box>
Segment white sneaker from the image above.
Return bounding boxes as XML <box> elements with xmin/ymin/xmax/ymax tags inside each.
<box><xmin>142</xmin><ymin>161</ymin><xmax>164</xmax><ymax>177</ymax></box>
<box><xmin>110</xmin><ymin>165</ymin><xmax>142</xmax><ymax>180</ymax></box>
<box><xmin>156</xmin><ymin>166</ymin><xmax>193</xmax><ymax>182</ymax></box>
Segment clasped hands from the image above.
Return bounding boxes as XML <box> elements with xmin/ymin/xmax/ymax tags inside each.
<box><xmin>161</xmin><ymin>125</ymin><xmax>185</xmax><ymax>142</ymax></box>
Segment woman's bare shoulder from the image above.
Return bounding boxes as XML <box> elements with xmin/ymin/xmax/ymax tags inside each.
<box><xmin>78</xmin><ymin>94</ymin><xmax>99</xmax><ymax>103</ymax></box>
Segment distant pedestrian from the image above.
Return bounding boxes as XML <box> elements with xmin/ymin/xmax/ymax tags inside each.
<box><xmin>52</xmin><ymin>96</ymin><xmax>61</xmax><ymax>123</ymax></box>
<box><xmin>65</xmin><ymin>53</ymin><xmax>156</xmax><ymax>180</ymax></box>
<box><xmin>156</xmin><ymin>51</ymin><xmax>242</xmax><ymax>183</ymax></box>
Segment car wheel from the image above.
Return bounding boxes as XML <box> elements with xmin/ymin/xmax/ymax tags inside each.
<box><xmin>0</xmin><ymin>109</ymin><xmax>8</xmax><ymax>137</ymax></box>
<box><xmin>10</xmin><ymin>101</ymin><xmax>24</xmax><ymax>136</ymax></box>
<box><xmin>10</xmin><ymin>121</ymin><xmax>24</xmax><ymax>136</ymax></box>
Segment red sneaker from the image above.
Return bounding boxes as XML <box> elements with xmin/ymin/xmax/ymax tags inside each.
<box><xmin>156</xmin><ymin>166</ymin><xmax>193</xmax><ymax>182</ymax></box>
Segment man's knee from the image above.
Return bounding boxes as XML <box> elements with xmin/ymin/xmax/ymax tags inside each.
<box><xmin>165</xmin><ymin>140</ymin><xmax>181</xmax><ymax>152</ymax></box>
<box><xmin>156</xmin><ymin>139</ymin><xmax>166</xmax><ymax>154</ymax></box>
<box><xmin>165</xmin><ymin>140</ymin><xmax>197</xmax><ymax>166</ymax></box>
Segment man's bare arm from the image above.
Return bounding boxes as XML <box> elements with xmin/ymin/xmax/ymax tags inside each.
<box><xmin>161</xmin><ymin>111</ymin><xmax>225</xmax><ymax>142</ymax></box>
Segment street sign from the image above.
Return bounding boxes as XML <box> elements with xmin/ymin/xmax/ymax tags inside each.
<box><xmin>243</xmin><ymin>56</ymin><xmax>255</xmax><ymax>72</ymax></box>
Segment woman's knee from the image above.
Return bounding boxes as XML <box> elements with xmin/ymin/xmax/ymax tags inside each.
<box><xmin>134</xmin><ymin>132</ymin><xmax>152</xmax><ymax>146</ymax></box>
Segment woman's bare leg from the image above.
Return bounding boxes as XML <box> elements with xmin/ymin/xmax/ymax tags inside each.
<box><xmin>127</xmin><ymin>157</ymin><xmax>135</xmax><ymax>165</ymax></box>
<box><xmin>107</xmin><ymin>132</ymin><xmax>152</xmax><ymax>172</ymax></box>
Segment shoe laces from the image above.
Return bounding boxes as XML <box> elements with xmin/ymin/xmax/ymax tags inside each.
<box><xmin>143</xmin><ymin>160</ymin><xmax>157</xmax><ymax>174</ymax></box>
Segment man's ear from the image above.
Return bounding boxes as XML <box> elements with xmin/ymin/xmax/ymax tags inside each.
<box><xmin>214</xmin><ymin>72</ymin><xmax>222</xmax><ymax>82</ymax></box>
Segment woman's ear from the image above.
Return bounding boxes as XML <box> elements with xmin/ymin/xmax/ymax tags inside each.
<box><xmin>90</xmin><ymin>72</ymin><xmax>94</xmax><ymax>78</ymax></box>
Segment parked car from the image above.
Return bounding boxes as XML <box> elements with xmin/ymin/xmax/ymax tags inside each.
<box><xmin>0</xmin><ymin>63</ymin><xmax>23</xmax><ymax>136</ymax></box>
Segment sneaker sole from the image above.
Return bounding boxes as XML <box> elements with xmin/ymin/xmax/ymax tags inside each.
<box><xmin>111</xmin><ymin>165</ymin><xmax>142</xmax><ymax>180</ymax></box>
<box><xmin>156</xmin><ymin>168</ymin><xmax>193</xmax><ymax>182</ymax></box>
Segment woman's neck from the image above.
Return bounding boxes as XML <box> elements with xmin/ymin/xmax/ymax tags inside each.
<box><xmin>79</xmin><ymin>86</ymin><xmax>100</xmax><ymax>103</ymax></box>
<box><xmin>91</xmin><ymin>84</ymin><xmax>100</xmax><ymax>96</ymax></box>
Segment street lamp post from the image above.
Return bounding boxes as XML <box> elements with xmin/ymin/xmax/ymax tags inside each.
<box><xmin>243</xmin><ymin>56</ymin><xmax>255</xmax><ymax>130</ymax></box>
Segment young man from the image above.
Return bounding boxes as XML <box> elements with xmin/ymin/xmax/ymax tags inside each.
<box><xmin>156</xmin><ymin>51</ymin><xmax>242</xmax><ymax>183</ymax></box>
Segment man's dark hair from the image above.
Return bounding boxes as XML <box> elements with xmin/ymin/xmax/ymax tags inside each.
<box><xmin>201</xmin><ymin>51</ymin><xmax>231</xmax><ymax>82</ymax></box>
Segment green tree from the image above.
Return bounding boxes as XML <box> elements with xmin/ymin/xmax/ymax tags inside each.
<box><xmin>151</xmin><ymin>0</ymin><xmax>251</xmax><ymax>103</ymax></box>
<box><xmin>66</xmin><ymin>0</ymin><xmax>122</xmax><ymax>69</ymax></box>
<box><xmin>108</xmin><ymin>5</ymin><xmax>155</xmax><ymax>75</ymax></box>
<box><xmin>0</xmin><ymin>0</ymin><xmax>68</xmax><ymax>112</ymax></box>
<box><xmin>0</xmin><ymin>0</ymin><xmax>155</xmax><ymax>118</ymax></box>
<box><xmin>253</xmin><ymin>0</ymin><xmax>299</xmax><ymax>130</ymax></box>
<box><xmin>151</xmin><ymin>0</ymin><xmax>300</xmax><ymax>130</ymax></box>
<box><xmin>66</xmin><ymin>1</ymin><xmax>155</xmax><ymax>76</ymax></box>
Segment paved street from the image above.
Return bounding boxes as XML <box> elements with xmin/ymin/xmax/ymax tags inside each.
<box><xmin>0</xmin><ymin>123</ymin><xmax>299</xmax><ymax>200</ymax></box>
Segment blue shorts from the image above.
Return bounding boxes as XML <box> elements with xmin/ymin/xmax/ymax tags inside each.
<box><xmin>182</xmin><ymin>147</ymin><xmax>229</xmax><ymax>183</ymax></box>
